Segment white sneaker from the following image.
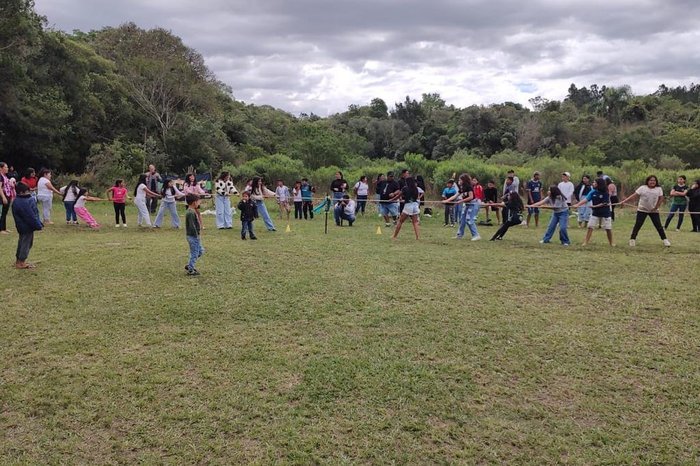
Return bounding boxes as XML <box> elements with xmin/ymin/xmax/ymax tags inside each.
<box><xmin>123</xmin><ymin>224</ymin><xmax>127</xmax><ymax>228</ymax></box>
<box><xmin>629</xmin><ymin>239</ymin><xmax>636</xmax><ymax>247</ymax></box>
<box><xmin>471</xmin><ymin>235</ymin><xmax>481</xmax><ymax>241</ymax></box>
<box><xmin>115</xmin><ymin>224</ymin><xmax>120</xmax><ymax>228</ymax></box>
<box><xmin>663</xmin><ymin>239</ymin><xmax>671</xmax><ymax>247</ymax></box>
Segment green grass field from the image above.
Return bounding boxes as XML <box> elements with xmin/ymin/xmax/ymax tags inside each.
<box><xmin>2</xmin><ymin>200</ymin><xmax>699</xmax><ymax>464</ymax></box>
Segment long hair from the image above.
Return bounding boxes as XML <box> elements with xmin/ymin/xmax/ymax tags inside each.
<box><xmin>595</xmin><ymin>178</ymin><xmax>606</xmax><ymax>193</ymax></box>
<box><xmin>548</xmin><ymin>185</ymin><xmax>564</xmax><ymax>201</ymax></box>
<box><xmin>161</xmin><ymin>179</ymin><xmax>175</xmax><ymax>197</ymax></box>
<box><xmin>62</xmin><ymin>180</ymin><xmax>79</xmax><ymax>201</ymax></box>
<box><xmin>134</xmin><ymin>174</ymin><xmax>148</xmax><ymax>196</ymax></box>
<box><xmin>185</xmin><ymin>174</ymin><xmax>196</xmax><ymax>186</ymax></box>
<box><xmin>114</xmin><ymin>179</ymin><xmax>123</xmax><ymax>187</ymax></box>
<box><xmin>218</xmin><ymin>171</ymin><xmax>230</xmax><ymax>182</ymax></box>
<box><xmin>459</xmin><ymin>173</ymin><xmax>471</xmax><ymax>193</ymax></box>
<box><xmin>404</xmin><ymin>176</ymin><xmax>419</xmax><ymax>201</ymax></box>
<box><xmin>251</xmin><ymin>176</ymin><xmax>262</xmax><ymax>195</ymax></box>
<box><xmin>507</xmin><ymin>191</ymin><xmax>523</xmax><ymax>211</ymax></box>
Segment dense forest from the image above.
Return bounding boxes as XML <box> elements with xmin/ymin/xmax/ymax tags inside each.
<box><xmin>2</xmin><ymin>0</ymin><xmax>700</xmax><ymax>191</ymax></box>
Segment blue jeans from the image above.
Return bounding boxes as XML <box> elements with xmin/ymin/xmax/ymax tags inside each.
<box><xmin>241</xmin><ymin>220</ymin><xmax>255</xmax><ymax>238</ymax></box>
<box><xmin>334</xmin><ymin>206</ymin><xmax>355</xmax><ymax>225</ymax></box>
<box><xmin>577</xmin><ymin>205</ymin><xmax>591</xmax><ymax>222</ymax></box>
<box><xmin>215</xmin><ymin>194</ymin><xmax>233</xmax><ymax>228</ymax></box>
<box><xmin>64</xmin><ymin>201</ymin><xmax>77</xmax><ymax>222</ymax></box>
<box><xmin>255</xmin><ymin>200</ymin><xmax>276</xmax><ymax>231</ymax></box>
<box><xmin>542</xmin><ymin>211</ymin><xmax>570</xmax><ymax>244</ymax></box>
<box><xmin>154</xmin><ymin>201</ymin><xmax>180</xmax><ymax>228</ymax></box>
<box><xmin>664</xmin><ymin>203</ymin><xmax>686</xmax><ymax>229</ymax></box>
<box><xmin>186</xmin><ymin>235</ymin><xmax>204</xmax><ymax>269</ymax></box>
<box><xmin>457</xmin><ymin>202</ymin><xmax>480</xmax><ymax>238</ymax></box>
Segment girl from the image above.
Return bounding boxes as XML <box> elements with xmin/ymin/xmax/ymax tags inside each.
<box><xmin>214</xmin><ymin>171</ymin><xmax>238</xmax><ymax>229</ymax></box>
<box><xmin>154</xmin><ymin>179</ymin><xmax>185</xmax><ymax>228</ymax></box>
<box><xmin>444</xmin><ymin>173</ymin><xmax>481</xmax><ymax>241</ymax></box>
<box><xmin>73</xmin><ymin>189</ymin><xmax>102</xmax><ymax>229</ymax></box>
<box><xmin>0</xmin><ymin>162</ymin><xmax>16</xmax><ymax>234</ymax></box>
<box><xmin>60</xmin><ymin>180</ymin><xmax>80</xmax><ymax>225</ymax></box>
<box><xmin>292</xmin><ymin>181</ymin><xmax>303</xmax><ymax>220</ymax></box>
<box><xmin>620</xmin><ymin>175</ymin><xmax>670</xmax><ymax>247</ymax></box>
<box><xmin>249</xmin><ymin>176</ymin><xmax>277</xmax><ymax>231</ymax></box>
<box><xmin>392</xmin><ymin>176</ymin><xmax>420</xmax><ymax>240</ymax></box>
<box><xmin>133</xmin><ymin>174</ymin><xmax>160</xmax><ymax>227</ymax></box>
<box><xmin>36</xmin><ymin>169</ymin><xmax>61</xmax><ymax>224</ymax></box>
<box><xmin>687</xmin><ymin>179</ymin><xmax>700</xmax><ymax>232</ymax></box>
<box><xmin>20</xmin><ymin>168</ymin><xmax>37</xmax><ymax>197</ymax></box>
<box><xmin>572</xmin><ymin>178</ymin><xmax>614</xmax><ymax>246</ymax></box>
<box><xmin>183</xmin><ymin>173</ymin><xmax>206</xmax><ymax>196</ymax></box>
<box><xmin>606</xmin><ymin>178</ymin><xmax>619</xmax><ymax>221</ymax></box>
<box><xmin>353</xmin><ymin>175</ymin><xmax>369</xmax><ymax>215</ymax></box>
<box><xmin>529</xmin><ymin>185</ymin><xmax>570</xmax><ymax>246</ymax></box>
<box><xmin>488</xmin><ymin>191</ymin><xmax>524</xmax><ymax>241</ymax></box>
<box><xmin>106</xmin><ymin>179</ymin><xmax>129</xmax><ymax>227</ymax></box>
<box><xmin>574</xmin><ymin>175</ymin><xmax>592</xmax><ymax>228</ymax></box>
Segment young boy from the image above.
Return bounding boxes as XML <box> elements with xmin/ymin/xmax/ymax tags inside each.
<box><xmin>441</xmin><ymin>179</ymin><xmax>458</xmax><ymax>226</ymax></box>
<box><xmin>483</xmin><ymin>180</ymin><xmax>500</xmax><ymax>225</ymax></box>
<box><xmin>185</xmin><ymin>194</ymin><xmax>204</xmax><ymax>275</ymax></box>
<box><xmin>300</xmin><ymin>178</ymin><xmax>315</xmax><ymax>220</ymax></box>
<box><xmin>275</xmin><ymin>179</ymin><xmax>291</xmax><ymax>221</ymax></box>
<box><xmin>237</xmin><ymin>191</ymin><xmax>258</xmax><ymax>240</ymax></box>
<box><xmin>11</xmin><ymin>182</ymin><xmax>43</xmax><ymax>269</ymax></box>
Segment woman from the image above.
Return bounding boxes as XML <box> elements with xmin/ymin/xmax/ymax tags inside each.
<box><xmin>36</xmin><ymin>169</ymin><xmax>61</xmax><ymax>224</ymax></box>
<box><xmin>214</xmin><ymin>171</ymin><xmax>238</xmax><ymax>229</ymax></box>
<box><xmin>443</xmin><ymin>173</ymin><xmax>481</xmax><ymax>241</ymax></box>
<box><xmin>0</xmin><ymin>162</ymin><xmax>16</xmax><ymax>234</ymax></box>
<box><xmin>154</xmin><ymin>179</ymin><xmax>185</xmax><ymax>229</ymax></box>
<box><xmin>620</xmin><ymin>175</ymin><xmax>670</xmax><ymax>247</ymax></box>
<box><xmin>392</xmin><ymin>176</ymin><xmax>420</xmax><ymax>240</ymax></box>
<box><xmin>529</xmin><ymin>185</ymin><xmax>570</xmax><ymax>246</ymax></box>
<box><xmin>249</xmin><ymin>176</ymin><xmax>277</xmax><ymax>231</ymax></box>
<box><xmin>20</xmin><ymin>168</ymin><xmax>37</xmax><ymax>197</ymax></box>
<box><xmin>353</xmin><ymin>175</ymin><xmax>369</xmax><ymax>215</ymax></box>
<box><xmin>574</xmin><ymin>175</ymin><xmax>592</xmax><ymax>228</ymax></box>
<box><xmin>488</xmin><ymin>191</ymin><xmax>524</xmax><ymax>241</ymax></box>
<box><xmin>330</xmin><ymin>171</ymin><xmax>347</xmax><ymax>203</ymax></box>
<box><xmin>133</xmin><ymin>174</ymin><xmax>160</xmax><ymax>227</ymax></box>
<box><xmin>183</xmin><ymin>173</ymin><xmax>206</xmax><ymax>196</ymax></box>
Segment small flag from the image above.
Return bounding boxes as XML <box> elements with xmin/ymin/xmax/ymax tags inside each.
<box><xmin>376</xmin><ymin>226</ymin><xmax>382</xmax><ymax>235</ymax></box>
<box><xmin>285</xmin><ymin>224</ymin><xmax>291</xmax><ymax>233</ymax></box>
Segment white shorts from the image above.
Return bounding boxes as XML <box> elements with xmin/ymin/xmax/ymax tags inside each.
<box><xmin>588</xmin><ymin>216</ymin><xmax>612</xmax><ymax>230</ymax></box>
<box><xmin>402</xmin><ymin>201</ymin><xmax>420</xmax><ymax>216</ymax></box>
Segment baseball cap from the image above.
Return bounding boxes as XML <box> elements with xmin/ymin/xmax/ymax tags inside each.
<box><xmin>562</xmin><ymin>171</ymin><xmax>571</xmax><ymax>177</ymax></box>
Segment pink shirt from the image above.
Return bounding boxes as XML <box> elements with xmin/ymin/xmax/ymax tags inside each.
<box><xmin>184</xmin><ymin>184</ymin><xmax>205</xmax><ymax>195</ymax></box>
<box><xmin>111</xmin><ymin>187</ymin><xmax>127</xmax><ymax>203</ymax></box>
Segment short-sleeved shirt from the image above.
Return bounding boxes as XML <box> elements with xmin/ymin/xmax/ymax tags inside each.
<box><xmin>460</xmin><ymin>184</ymin><xmax>474</xmax><ymax>202</ymax></box>
<box><xmin>586</xmin><ymin>190</ymin><xmax>611</xmax><ymax>218</ymax></box>
<box><xmin>671</xmin><ymin>184</ymin><xmax>689</xmax><ymax>206</ymax></box>
<box><xmin>300</xmin><ymin>184</ymin><xmax>313</xmax><ymax>201</ymax></box>
<box><xmin>135</xmin><ymin>183</ymin><xmax>148</xmax><ymax>201</ymax></box>
<box><xmin>483</xmin><ymin>187</ymin><xmax>498</xmax><ymax>203</ymax></box>
<box><xmin>635</xmin><ymin>185</ymin><xmax>663</xmax><ymax>213</ymax></box>
<box><xmin>442</xmin><ymin>186</ymin><xmax>457</xmax><ymax>200</ymax></box>
<box><xmin>401</xmin><ymin>186</ymin><xmax>419</xmax><ymax>203</ymax></box>
<box><xmin>380</xmin><ymin>180</ymin><xmax>400</xmax><ymax>201</ymax></box>
<box><xmin>185</xmin><ymin>209</ymin><xmax>200</xmax><ymax>237</ymax></box>
<box><xmin>37</xmin><ymin>177</ymin><xmax>52</xmax><ymax>197</ymax></box>
<box><xmin>111</xmin><ymin>187</ymin><xmax>127</xmax><ymax>203</ymax></box>
<box><xmin>635</xmin><ymin>186</ymin><xmax>664</xmax><ymax>213</ymax></box>
<box><xmin>543</xmin><ymin>196</ymin><xmax>569</xmax><ymax>212</ymax></box>
<box><xmin>527</xmin><ymin>180</ymin><xmax>543</xmax><ymax>202</ymax></box>
<box><xmin>354</xmin><ymin>181</ymin><xmax>369</xmax><ymax>196</ymax></box>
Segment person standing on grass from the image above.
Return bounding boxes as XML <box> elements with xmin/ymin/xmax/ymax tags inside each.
<box><xmin>250</xmin><ymin>176</ymin><xmax>277</xmax><ymax>231</ymax></box>
<box><xmin>620</xmin><ymin>175</ymin><xmax>670</xmax><ymax>247</ymax></box>
<box><xmin>353</xmin><ymin>175</ymin><xmax>369</xmax><ymax>215</ymax></box>
<box><xmin>292</xmin><ymin>181</ymin><xmax>303</xmax><ymax>220</ymax></box>
<box><xmin>664</xmin><ymin>175</ymin><xmax>689</xmax><ymax>231</ymax></box>
<box><xmin>374</xmin><ymin>173</ymin><xmax>385</xmax><ymax>216</ymax></box>
<box><xmin>20</xmin><ymin>168</ymin><xmax>37</xmax><ymax>198</ymax></box>
<box><xmin>444</xmin><ymin>173</ymin><xmax>481</xmax><ymax>241</ymax></box>
<box><xmin>237</xmin><ymin>191</ymin><xmax>258</xmax><ymax>240</ymax></box>
<box><xmin>1</xmin><ymin>162</ymin><xmax>16</xmax><ymax>234</ymax></box>
<box><xmin>526</xmin><ymin>171</ymin><xmax>542</xmax><ymax>227</ymax></box>
<box><xmin>503</xmin><ymin>169</ymin><xmax>520</xmax><ymax>196</ymax></box>
<box><xmin>154</xmin><ymin>179</ymin><xmax>185</xmax><ymax>229</ymax></box>
<box><xmin>214</xmin><ymin>171</ymin><xmax>237</xmax><ymax>229</ymax></box>
<box><xmin>106</xmin><ymin>179</ymin><xmax>129</xmax><ymax>227</ymax></box>
<box><xmin>574</xmin><ymin>175</ymin><xmax>593</xmax><ymax>228</ymax></box>
<box><xmin>275</xmin><ymin>179</ymin><xmax>292</xmax><ymax>221</ymax></box>
<box><xmin>73</xmin><ymin>189</ymin><xmax>102</xmax><ymax>229</ymax></box>
<box><xmin>392</xmin><ymin>176</ymin><xmax>420</xmax><ymax>240</ymax></box>
<box><xmin>558</xmin><ymin>171</ymin><xmax>575</xmax><ymax>208</ymax></box>
<box><xmin>11</xmin><ymin>182</ymin><xmax>43</xmax><ymax>269</ymax></box>
<box><xmin>300</xmin><ymin>178</ymin><xmax>315</xmax><ymax>220</ymax></box>
<box><xmin>334</xmin><ymin>194</ymin><xmax>356</xmax><ymax>226</ymax></box>
<box><xmin>183</xmin><ymin>174</ymin><xmax>206</xmax><ymax>196</ymax></box>
<box><xmin>378</xmin><ymin>171</ymin><xmax>401</xmax><ymax>227</ymax></box>
<box><xmin>572</xmin><ymin>178</ymin><xmax>614</xmax><ymax>246</ymax></box>
<box><xmin>36</xmin><ymin>169</ymin><xmax>61</xmax><ymax>224</ymax></box>
<box><xmin>607</xmin><ymin>178</ymin><xmax>619</xmax><ymax>221</ymax></box>
<box><xmin>133</xmin><ymin>174</ymin><xmax>161</xmax><ymax>228</ymax></box>
<box><xmin>330</xmin><ymin>171</ymin><xmax>348</xmax><ymax>204</ymax></box>
<box><xmin>442</xmin><ymin>179</ymin><xmax>458</xmax><ymax>227</ymax></box>
<box><xmin>488</xmin><ymin>191</ymin><xmax>524</xmax><ymax>241</ymax></box>
<box><xmin>483</xmin><ymin>180</ymin><xmax>500</xmax><ymax>225</ymax></box>
<box><xmin>145</xmin><ymin>164</ymin><xmax>162</xmax><ymax>214</ymax></box>
<box><xmin>529</xmin><ymin>185</ymin><xmax>571</xmax><ymax>246</ymax></box>
<box><xmin>686</xmin><ymin>179</ymin><xmax>700</xmax><ymax>232</ymax></box>
<box><xmin>184</xmin><ymin>194</ymin><xmax>204</xmax><ymax>275</ymax></box>
<box><xmin>59</xmin><ymin>180</ymin><xmax>80</xmax><ymax>225</ymax></box>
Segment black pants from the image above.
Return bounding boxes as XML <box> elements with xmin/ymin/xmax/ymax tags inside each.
<box><xmin>294</xmin><ymin>201</ymin><xmax>303</xmax><ymax>219</ymax></box>
<box><xmin>355</xmin><ymin>195</ymin><xmax>367</xmax><ymax>214</ymax></box>
<box><xmin>16</xmin><ymin>231</ymin><xmax>33</xmax><ymax>261</ymax></box>
<box><xmin>630</xmin><ymin>211</ymin><xmax>666</xmax><ymax>240</ymax></box>
<box><xmin>114</xmin><ymin>202</ymin><xmax>126</xmax><ymax>224</ymax></box>
<box><xmin>491</xmin><ymin>218</ymin><xmax>521</xmax><ymax>240</ymax></box>
<box><xmin>0</xmin><ymin>201</ymin><xmax>9</xmax><ymax>231</ymax></box>
<box><xmin>610</xmin><ymin>196</ymin><xmax>619</xmax><ymax>221</ymax></box>
<box><xmin>146</xmin><ymin>197</ymin><xmax>158</xmax><ymax>214</ymax></box>
<box><xmin>444</xmin><ymin>204</ymin><xmax>456</xmax><ymax>225</ymax></box>
<box><xmin>302</xmin><ymin>201</ymin><xmax>314</xmax><ymax>219</ymax></box>
<box><xmin>691</xmin><ymin>212</ymin><xmax>700</xmax><ymax>232</ymax></box>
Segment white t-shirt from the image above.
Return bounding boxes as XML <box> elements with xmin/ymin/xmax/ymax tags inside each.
<box><xmin>635</xmin><ymin>185</ymin><xmax>663</xmax><ymax>213</ymax></box>
<box><xmin>37</xmin><ymin>177</ymin><xmax>52</xmax><ymax>197</ymax></box>
<box><xmin>135</xmin><ymin>183</ymin><xmax>148</xmax><ymax>201</ymax></box>
<box><xmin>558</xmin><ymin>181</ymin><xmax>575</xmax><ymax>203</ymax></box>
<box><xmin>292</xmin><ymin>188</ymin><xmax>302</xmax><ymax>202</ymax></box>
<box><xmin>344</xmin><ymin>199</ymin><xmax>356</xmax><ymax>216</ymax></box>
<box><xmin>75</xmin><ymin>195</ymin><xmax>87</xmax><ymax>209</ymax></box>
<box><xmin>354</xmin><ymin>181</ymin><xmax>369</xmax><ymax>196</ymax></box>
<box><xmin>60</xmin><ymin>185</ymin><xmax>79</xmax><ymax>202</ymax></box>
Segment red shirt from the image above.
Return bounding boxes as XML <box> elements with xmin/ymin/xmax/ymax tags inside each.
<box><xmin>110</xmin><ymin>187</ymin><xmax>128</xmax><ymax>203</ymax></box>
<box><xmin>473</xmin><ymin>184</ymin><xmax>484</xmax><ymax>201</ymax></box>
<box><xmin>21</xmin><ymin>176</ymin><xmax>37</xmax><ymax>190</ymax></box>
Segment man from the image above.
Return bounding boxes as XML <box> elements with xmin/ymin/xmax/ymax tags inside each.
<box><xmin>379</xmin><ymin>171</ymin><xmax>401</xmax><ymax>227</ymax></box>
<box><xmin>596</xmin><ymin>170</ymin><xmax>611</xmax><ymax>182</ymax></box>
<box><xmin>558</xmin><ymin>171</ymin><xmax>575</xmax><ymax>207</ymax></box>
<box><xmin>145</xmin><ymin>164</ymin><xmax>162</xmax><ymax>214</ymax></box>
<box><xmin>526</xmin><ymin>171</ymin><xmax>543</xmax><ymax>227</ymax></box>
<box><xmin>504</xmin><ymin>169</ymin><xmax>520</xmax><ymax>196</ymax></box>
<box><xmin>334</xmin><ymin>194</ymin><xmax>356</xmax><ymax>226</ymax></box>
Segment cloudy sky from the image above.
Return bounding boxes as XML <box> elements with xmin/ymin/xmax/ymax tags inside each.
<box><xmin>35</xmin><ymin>0</ymin><xmax>700</xmax><ymax>115</ymax></box>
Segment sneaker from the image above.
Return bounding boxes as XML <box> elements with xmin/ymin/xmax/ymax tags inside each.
<box><xmin>115</xmin><ymin>224</ymin><xmax>120</xmax><ymax>228</ymax></box>
<box><xmin>471</xmin><ymin>235</ymin><xmax>481</xmax><ymax>241</ymax></box>
<box><xmin>385</xmin><ymin>223</ymin><xmax>391</xmax><ymax>227</ymax></box>
<box><xmin>123</xmin><ymin>224</ymin><xmax>127</xmax><ymax>228</ymax></box>
<box><xmin>562</xmin><ymin>243</ymin><xmax>570</xmax><ymax>246</ymax></box>
<box><xmin>629</xmin><ymin>239</ymin><xmax>636</xmax><ymax>247</ymax></box>
<box><xmin>241</xmin><ymin>237</ymin><xmax>246</xmax><ymax>240</ymax></box>
<box><xmin>250</xmin><ymin>236</ymin><xmax>257</xmax><ymax>240</ymax></box>
<box><xmin>663</xmin><ymin>239</ymin><xmax>671</xmax><ymax>247</ymax></box>
<box><xmin>539</xmin><ymin>240</ymin><xmax>546</xmax><ymax>244</ymax></box>
<box><xmin>675</xmin><ymin>228</ymin><xmax>680</xmax><ymax>232</ymax></box>
<box><xmin>187</xmin><ymin>268</ymin><xmax>200</xmax><ymax>276</ymax></box>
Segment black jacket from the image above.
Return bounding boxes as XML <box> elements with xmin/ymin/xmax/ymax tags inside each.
<box><xmin>237</xmin><ymin>199</ymin><xmax>258</xmax><ymax>221</ymax></box>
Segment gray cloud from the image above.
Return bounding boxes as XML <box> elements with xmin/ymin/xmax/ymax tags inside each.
<box><xmin>35</xmin><ymin>0</ymin><xmax>700</xmax><ymax>114</ymax></box>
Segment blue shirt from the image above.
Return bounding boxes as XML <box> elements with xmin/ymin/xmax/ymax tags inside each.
<box><xmin>527</xmin><ymin>180</ymin><xmax>542</xmax><ymax>201</ymax></box>
<box><xmin>300</xmin><ymin>184</ymin><xmax>313</xmax><ymax>201</ymax></box>
<box><xmin>442</xmin><ymin>186</ymin><xmax>457</xmax><ymax>199</ymax></box>
<box><xmin>587</xmin><ymin>191</ymin><xmax>611</xmax><ymax>218</ymax></box>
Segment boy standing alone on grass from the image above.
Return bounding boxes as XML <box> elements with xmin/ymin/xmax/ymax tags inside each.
<box><xmin>12</xmin><ymin>182</ymin><xmax>43</xmax><ymax>269</ymax></box>
<box><xmin>185</xmin><ymin>194</ymin><xmax>204</xmax><ymax>276</ymax></box>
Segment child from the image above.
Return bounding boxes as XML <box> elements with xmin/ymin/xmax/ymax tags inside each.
<box><xmin>275</xmin><ymin>179</ymin><xmax>291</xmax><ymax>221</ymax></box>
<box><xmin>133</xmin><ymin>174</ymin><xmax>161</xmax><ymax>227</ymax></box>
<box><xmin>292</xmin><ymin>180</ymin><xmax>303</xmax><ymax>220</ymax></box>
<box><xmin>300</xmin><ymin>178</ymin><xmax>315</xmax><ymax>219</ymax></box>
<box><xmin>250</xmin><ymin>176</ymin><xmax>276</xmax><ymax>231</ymax></box>
<box><xmin>155</xmin><ymin>179</ymin><xmax>185</xmax><ymax>228</ymax></box>
<box><xmin>483</xmin><ymin>180</ymin><xmax>500</xmax><ymax>224</ymax></box>
<box><xmin>392</xmin><ymin>177</ymin><xmax>420</xmax><ymax>240</ymax></box>
<box><xmin>572</xmin><ymin>178</ymin><xmax>614</xmax><ymax>246</ymax></box>
<box><xmin>620</xmin><ymin>175</ymin><xmax>670</xmax><ymax>247</ymax></box>
<box><xmin>237</xmin><ymin>191</ymin><xmax>258</xmax><ymax>240</ymax></box>
<box><xmin>664</xmin><ymin>175</ymin><xmax>689</xmax><ymax>231</ymax></box>
<box><xmin>185</xmin><ymin>194</ymin><xmax>204</xmax><ymax>275</ymax></box>
<box><xmin>59</xmin><ymin>180</ymin><xmax>80</xmax><ymax>225</ymax></box>
<box><xmin>11</xmin><ymin>182</ymin><xmax>43</xmax><ymax>268</ymax></box>
<box><xmin>73</xmin><ymin>189</ymin><xmax>102</xmax><ymax>229</ymax></box>
<box><xmin>488</xmin><ymin>191</ymin><xmax>524</xmax><ymax>241</ymax></box>
<box><xmin>441</xmin><ymin>179</ymin><xmax>457</xmax><ymax>227</ymax></box>
<box><xmin>106</xmin><ymin>179</ymin><xmax>129</xmax><ymax>227</ymax></box>
<box><xmin>529</xmin><ymin>185</ymin><xmax>570</xmax><ymax>246</ymax></box>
